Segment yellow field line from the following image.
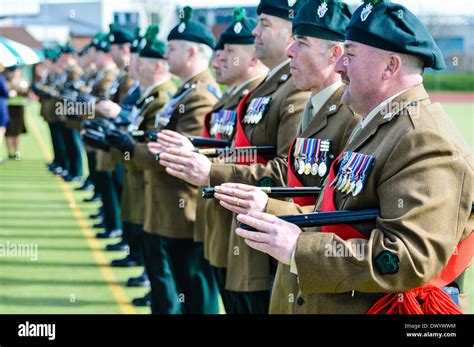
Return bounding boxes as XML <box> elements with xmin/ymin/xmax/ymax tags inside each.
<box><xmin>28</xmin><ymin>114</ymin><xmax>136</xmax><ymax>314</ymax></box>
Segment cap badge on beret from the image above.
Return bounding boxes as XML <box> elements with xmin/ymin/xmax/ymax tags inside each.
<box><xmin>140</xmin><ymin>39</ymin><xmax>147</xmax><ymax>50</ymax></box>
<box><xmin>234</xmin><ymin>22</ymin><xmax>243</xmax><ymax>34</ymax></box>
<box><xmin>178</xmin><ymin>22</ymin><xmax>186</xmax><ymax>33</ymax></box>
<box><xmin>100</xmin><ymin>41</ymin><xmax>107</xmax><ymax>48</ymax></box>
<box><xmin>110</xmin><ymin>34</ymin><xmax>115</xmax><ymax>42</ymax></box>
<box><xmin>361</xmin><ymin>3</ymin><xmax>373</xmax><ymax>21</ymax></box>
<box><xmin>288</xmin><ymin>0</ymin><xmax>298</xmax><ymax>7</ymax></box>
<box><xmin>317</xmin><ymin>2</ymin><xmax>328</xmax><ymax>18</ymax></box>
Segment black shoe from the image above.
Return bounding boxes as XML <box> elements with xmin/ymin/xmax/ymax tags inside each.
<box><xmin>93</xmin><ymin>221</ymin><xmax>106</xmax><ymax>229</ymax></box>
<box><xmin>92</xmin><ymin>221</ymin><xmax>105</xmax><ymax>229</ymax></box>
<box><xmin>111</xmin><ymin>256</ymin><xmax>140</xmax><ymax>267</ymax></box>
<box><xmin>52</xmin><ymin>167</ymin><xmax>64</xmax><ymax>175</ymax></box>
<box><xmin>84</xmin><ymin>194</ymin><xmax>102</xmax><ymax>203</ymax></box>
<box><xmin>89</xmin><ymin>211</ymin><xmax>104</xmax><ymax>220</ymax></box>
<box><xmin>60</xmin><ymin>169</ymin><xmax>70</xmax><ymax>178</ymax></box>
<box><xmin>127</xmin><ymin>273</ymin><xmax>150</xmax><ymax>288</ymax></box>
<box><xmin>96</xmin><ymin>229</ymin><xmax>122</xmax><ymax>239</ymax></box>
<box><xmin>75</xmin><ymin>183</ymin><xmax>95</xmax><ymax>191</ymax></box>
<box><xmin>132</xmin><ymin>293</ymin><xmax>151</xmax><ymax>307</ymax></box>
<box><xmin>63</xmin><ymin>174</ymin><xmax>82</xmax><ymax>182</ymax></box>
<box><xmin>47</xmin><ymin>162</ymin><xmax>57</xmax><ymax>171</ymax></box>
<box><xmin>105</xmin><ymin>241</ymin><xmax>129</xmax><ymax>252</ymax></box>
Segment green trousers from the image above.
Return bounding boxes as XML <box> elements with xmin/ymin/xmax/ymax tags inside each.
<box><xmin>95</xmin><ymin>170</ymin><xmax>122</xmax><ymax>231</ymax></box>
<box><xmin>227</xmin><ymin>289</ymin><xmax>270</xmax><ymax>314</ymax></box>
<box><xmin>143</xmin><ymin>233</ymin><xmax>219</xmax><ymax>314</ymax></box>
<box><xmin>49</xmin><ymin>122</ymin><xmax>67</xmax><ymax>170</ymax></box>
<box><xmin>63</xmin><ymin>127</ymin><xmax>83</xmax><ymax>177</ymax></box>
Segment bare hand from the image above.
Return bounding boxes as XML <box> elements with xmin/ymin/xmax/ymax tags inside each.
<box><xmin>214</xmin><ymin>183</ymin><xmax>269</xmax><ymax>215</ymax></box>
<box><xmin>235</xmin><ymin>211</ymin><xmax>302</xmax><ymax>265</ymax></box>
<box><xmin>156</xmin><ymin>130</ymin><xmax>195</xmax><ymax>151</ymax></box>
<box><xmin>159</xmin><ymin>147</ymin><xmax>211</xmax><ymax>186</ymax></box>
<box><xmin>96</xmin><ymin>100</ymin><xmax>121</xmax><ymax>118</ymax></box>
<box><xmin>147</xmin><ymin>141</ymin><xmax>168</xmax><ymax>155</ymax></box>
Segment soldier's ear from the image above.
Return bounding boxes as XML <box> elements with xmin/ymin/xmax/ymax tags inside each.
<box><xmin>329</xmin><ymin>44</ymin><xmax>344</xmax><ymax>65</ymax></box>
<box><xmin>382</xmin><ymin>54</ymin><xmax>402</xmax><ymax>80</ymax></box>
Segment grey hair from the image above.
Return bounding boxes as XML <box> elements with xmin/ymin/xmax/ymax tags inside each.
<box><xmin>181</xmin><ymin>41</ymin><xmax>213</xmax><ymax>63</ymax></box>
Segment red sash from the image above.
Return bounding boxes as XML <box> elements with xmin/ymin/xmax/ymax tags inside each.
<box><xmin>287</xmin><ymin>137</ymin><xmax>317</xmax><ymax>206</ymax></box>
<box><xmin>319</xmin><ymin>154</ymin><xmax>472</xmax><ymax>314</ymax></box>
<box><xmin>234</xmin><ymin>92</ymin><xmax>268</xmax><ymax>166</ymax></box>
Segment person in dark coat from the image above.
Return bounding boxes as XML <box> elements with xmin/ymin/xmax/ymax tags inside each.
<box><xmin>0</xmin><ymin>64</ymin><xmax>10</xmax><ymax>164</ymax></box>
<box><xmin>5</xmin><ymin>66</ymin><xmax>29</xmax><ymax>160</ymax></box>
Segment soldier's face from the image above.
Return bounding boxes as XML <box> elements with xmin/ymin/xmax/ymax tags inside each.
<box><xmin>129</xmin><ymin>53</ymin><xmax>139</xmax><ymax>80</ymax></box>
<box><xmin>164</xmin><ymin>40</ymin><xmax>187</xmax><ymax>76</ymax></box>
<box><xmin>287</xmin><ymin>36</ymin><xmax>336</xmax><ymax>92</ymax></box>
<box><xmin>111</xmin><ymin>44</ymin><xmax>130</xmax><ymax>67</ymax></box>
<box><xmin>212</xmin><ymin>50</ymin><xmax>224</xmax><ymax>84</ymax></box>
<box><xmin>137</xmin><ymin>57</ymin><xmax>154</xmax><ymax>83</ymax></box>
<box><xmin>219</xmin><ymin>44</ymin><xmax>254</xmax><ymax>86</ymax></box>
<box><xmin>253</xmin><ymin>14</ymin><xmax>291</xmax><ymax>63</ymax></box>
<box><xmin>336</xmin><ymin>41</ymin><xmax>384</xmax><ymax>114</ymax></box>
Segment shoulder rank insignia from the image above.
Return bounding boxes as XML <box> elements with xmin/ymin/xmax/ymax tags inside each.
<box><xmin>207</xmin><ymin>84</ymin><xmax>222</xmax><ymax>99</ymax></box>
<box><xmin>330</xmin><ymin>151</ymin><xmax>375</xmax><ymax>196</ymax></box>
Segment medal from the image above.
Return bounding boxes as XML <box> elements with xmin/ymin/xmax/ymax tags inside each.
<box><xmin>293</xmin><ymin>138</ymin><xmax>303</xmax><ymax>172</ymax></box>
<box><xmin>318</xmin><ymin>161</ymin><xmax>327</xmax><ymax>177</ymax></box>
<box><xmin>298</xmin><ymin>138</ymin><xmax>308</xmax><ymax>175</ymax></box>
<box><xmin>305</xmin><ymin>139</ymin><xmax>316</xmax><ymax>176</ymax></box>
<box><xmin>311</xmin><ymin>139</ymin><xmax>320</xmax><ymax>176</ymax></box>
<box><xmin>330</xmin><ymin>151</ymin><xmax>351</xmax><ymax>187</ymax></box>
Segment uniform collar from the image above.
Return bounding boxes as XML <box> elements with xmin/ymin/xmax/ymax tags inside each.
<box><xmin>345</xmin><ymin>84</ymin><xmax>430</xmax><ymax>152</ymax></box>
<box><xmin>140</xmin><ymin>78</ymin><xmax>171</xmax><ymax>99</ymax></box>
<box><xmin>310</xmin><ymin>81</ymin><xmax>343</xmax><ymax>116</ymax></box>
<box><xmin>231</xmin><ymin>74</ymin><xmax>268</xmax><ymax>97</ymax></box>
<box><xmin>265</xmin><ymin>59</ymin><xmax>290</xmax><ymax>82</ymax></box>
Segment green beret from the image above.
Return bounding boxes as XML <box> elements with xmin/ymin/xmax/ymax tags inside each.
<box><xmin>78</xmin><ymin>44</ymin><xmax>90</xmax><ymax>57</ymax></box>
<box><xmin>60</xmin><ymin>42</ymin><xmax>76</xmax><ymax>55</ymax></box>
<box><xmin>44</xmin><ymin>48</ymin><xmax>59</xmax><ymax>61</ymax></box>
<box><xmin>90</xmin><ymin>33</ymin><xmax>105</xmax><ymax>50</ymax></box>
<box><xmin>96</xmin><ymin>34</ymin><xmax>111</xmax><ymax>53</ymax></box>
<box><xmin>108</xmin><ymin>24</ymin><xmax>134</xmax><ymax>45</ymax></box>
<box><xmin>139</xmin><ymin>25</ymin><xmax>167</xmax><ymax>59</ymax></box>
<box><xmin>219</xmin><ymin>8</ymin><xmax>257</xmax><ymax>47</ymax></box>
<box><xmin>346</xmin><ymin>0</ymin><xmax>446</xmax><ymax>70</ymax></box>
<box><xmin>256</xmin><ymin>0</ymin><xmax>302</xmax><ymax>22</ymax></box>
<box><xmin>167</xmin><ymin>6</ymin><xmax>216</xmax><ymax>49</ymax></box>
<box><xmin>292</xmin><ymin>0</ymin><xmax>352</xmax><ymax>42</ymax></box>
<box><xmin>130</xmin><ymin>26</ymin><xmax>142</xmax><ymax>53</ymax></box>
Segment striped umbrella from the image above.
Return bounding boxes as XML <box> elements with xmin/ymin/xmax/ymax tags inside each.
<box><xmin>0</xmin><ymin>37</ymin><xmax>44</xmax><ymax>67</ymax></box>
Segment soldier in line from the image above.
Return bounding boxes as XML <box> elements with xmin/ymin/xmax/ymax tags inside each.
<box><xmin>86</xmin><ymin>33</ymin><xmax>121</xmax><ymax>238</ymax></box>
<box><xmin>212</xmin><ymin>0</ymin><xmax>361</xmax><ymax>313</ymax></box>
<box><xmin>127</xmin><ymin>6</ymin><xmax>221</xmax><ymax>314</ymax></box>
<box><xmin>56</xmin><ymin>44</ymin><xmax>84</xmax><ymax>182</ymax></box>
<box><xmin>153</xmin><ymin>8</ymin><xmax>268</xmax><ymax>313</ymax></box>
<box><xmin>157</xmin><ymin>0</ymin><xmax>311</xmax><ymax>314</ymax></box>
<box><xmin>231</xmin><ymin>0</ymin><xmax>473</xmax><ymax>314</ymax></box>
<box><xmin>74</xmin><ymin>43</ymin><xmax>98</xmax><ymax>192</ymax></box>
<box><xmin>106</xmin><ymin>25</ymin><xmax>179</xmax><ymax>308</ymax></box>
